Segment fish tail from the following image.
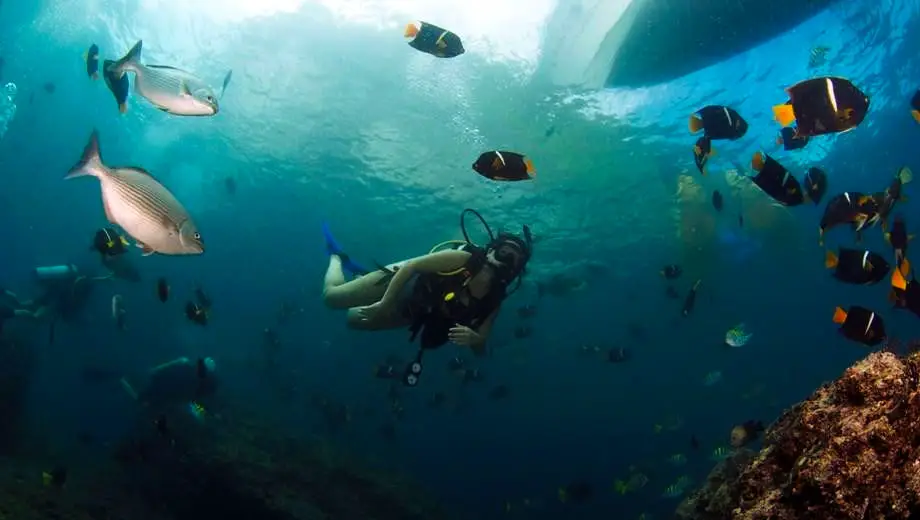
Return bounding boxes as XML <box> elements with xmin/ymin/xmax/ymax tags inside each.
<box><xmin>898</xmin><ymin>166</ymin><xmax>913</xmax><ymax>185</ymax></box>
<box><xmin>524</xmin><ymin>158</ymin><xmax>536</xmax><ymax>177</ymax></box>
<box><xmin>912</xmin><ymin>110</ymin><xmax>920</xmax><ymax>124</ymax></box>
<box><xmin>109</xmin><ymin>40</ymin><xmax>142</xmax><ymax>79</ymax></box>
<box><xmin>832</xmin><ymin>306</ymin><xmax>848</xmax><ymax>324</ymax></box>
<box><xmin>404</xmin><ymin>22</ymin><xmax>420</xmax><ymax>38</ymax></box>
<box><xmin>892</xmin><ymin>265</ymin><xmax>908</xmax><ymax>290</ymax></box>
<box><xmin>65</xmin><ymin>129</ymin><xmax>107</xmax><ymax>180</ymax></box>
<box><xmin>824</xmin><ymin>249</ymin><xmax>838</xmax><ymax>269</ymax></box>
<box><xmin>772</xmin><ymin>103</ymin><xmax>796</xmax><ymax>127</ymax></box>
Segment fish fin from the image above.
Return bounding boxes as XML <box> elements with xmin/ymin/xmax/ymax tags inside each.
<box><xmin>83</xmin><ymin>51</ymin><xmax>88</xmax><ymax>61</ymax></box>
<box><xmin>866</xmin><ymin>260</ymin><xmax>873</xmax><ymax>271</ymax></box>
<box><xmin>776</xmin><ymin>135</ymin><xmax>783</xmax><ymax>145</ymax></box>
<box><xmin>693</xmin><ymin>145</ymin><xmax>701</xmax><ymax>155</ymax></box>
<box><xmin>524</xmin><ymin>158</ymin><xmax>536</xmax><ymax>177</ymax></box>
<box><xmin>119</xmin><ymin>235</ymin><xmax>130</xmax><ymax>246</ymax></box>
<box><xmin>709</xmin><ymin>147</ymin><xmax>716</xmax><ymax>157</ymax></box>
<box><xmin>885</xmin><ymin>232</ymin><xmax>891</xmax><ymax>243</ymax></box>
<box><xmin>118</xmin><ymin>103</ymin><xmax>128</xmax><ymax>114</ymax></box>
<box><xmin>136</xmin><ymin>242</ymin><xmax>155</xmax><ymax>256</ymax></box>
<box><xmin>404</xmin><ymin>22</ymin><xmax>419</xmax><ymax>38</ymax></box>
<box><xmin>892</xmin><ymin>265</ymin><xmax>908</xmax><ymax>290</ymax></box>
<box><xmin>688</xmin><ymin>114</ymin><xmax>704</xmax><ymax>133</ymax></box>
<box><xmin>889</xmin><ymin>288</ymin><xmax>900</xmax><ymax>304</ymax></box>
<box><xmin>857</xmin><ymin>195</ymin><xmax>873</xmax><ymax>205</ymax></box>
<box><xmin>913</xmin><ymin>110</ymin><xmax>920</xmax><ymax>124</ymax></box>
<box><xmin>110</xmin><ymin>40</ymin><xmax>142</xmax><ymax>79</ymax></box>
<box><xmin>66</xmin><ymin>129</ymin><xmax>105</xmax><ymax>179</ymax></box>
<box><xmin>772</xmin><ymin>104</ymin><xmax>796</xmax><ymax>127</ymax></box>
<box><xmin>901</xmin><ymin>259</ymin><xmax>911</xmax><ymax>277</ymax></box>
<box><xmin>832</xmin><ymin>307</ymin><xmax>848</xmax><ymax>324</ymax></box>
<box><xmin>91</xmin><ymin>72</ymin><xmax>98</xmax><ymax>80</ymax></box>
<box><xmin>436</xmin><ymin>38</ymin><xmax>447</xmax><ymax>49</ymax></box>
<box><xmin>898</xmin><ymin>166</ymin><xmax>913</xmax><ymax>184</ymax></box>
<box><xmin>491</xmin><ymin>157</ymin><xmax>502</xmax><ymax>170</ymax></box>
<box><xmin>824</xmin><ymin>250</ymin><xmax>838</xmax><ymax>269</ymax></box>
<box><xmin>178</xmin><ymin>80</ymin><xmax>192</xmax><ymax>97</ymax></box>
<box><xmin>751</xmin><ymin>151</ymin><xmax>765</xmax><ymax>172</ymax></box>
<box><xmin>220</xmin><ymin>69</ymin><xmax>233</xmax><ymax>98</ymax></box>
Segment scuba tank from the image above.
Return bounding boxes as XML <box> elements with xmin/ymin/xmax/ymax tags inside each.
<box><xmin>33</xmin><ymin>264</ymin><xmax>79</xmax><ymax>282</ymax></box>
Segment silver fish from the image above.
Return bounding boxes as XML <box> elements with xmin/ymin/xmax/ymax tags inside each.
<box><xmin>66</xmin><ymin>130</ymin><xmax>205</xmax><ymax>256</ymax></box>
<box><xmin>109</xmin><ymin>40</ymin><xmax>219</xmax><ymax>116</ymax></box>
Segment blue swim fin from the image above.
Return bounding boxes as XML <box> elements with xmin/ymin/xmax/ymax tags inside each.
<box><xmin>322</xmin><ymin>222</ymin><xmax>369</xmax><ymax>276</ymax></box>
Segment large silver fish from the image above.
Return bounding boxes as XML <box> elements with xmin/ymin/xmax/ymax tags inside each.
<box><xmin>66</xmin><ymin>130</ymin><xmax>205</xmax><ymax>256</ymax></box>
<box><xmin>108</xmin><ymin>40</ymin><xmax>219</xmax><ymax>116</ymax></box>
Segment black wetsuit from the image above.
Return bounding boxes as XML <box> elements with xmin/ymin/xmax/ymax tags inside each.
<box><xmin>403</xmin><ymin>250</ymin><xmax>505</xmax><ymax>349</ymax></box>
<box><xmin>0</xmin><ymin>304</ymin><xmax>13</xmax><ymax>334</ymax></box>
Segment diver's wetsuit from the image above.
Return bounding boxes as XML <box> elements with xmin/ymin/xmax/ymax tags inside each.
<box><xmin>0</xmin><ymin>304</ymin><xmax>13</xmax><ymax>335</ymax></box>
<box><xmin>401</xmin><ymin>248</ymin><xmax>505</xmax><ymax>350</ymax></box>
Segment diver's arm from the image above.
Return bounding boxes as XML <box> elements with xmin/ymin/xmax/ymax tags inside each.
<box><xmin>13</xmin><ymin>309</ymin><xmax>35</xmax><ymax>318</ymax></box>
<box><xmin>378</xmin><ymin>250</ymin><xmax>470</xmax><ymax>309</ymax></box>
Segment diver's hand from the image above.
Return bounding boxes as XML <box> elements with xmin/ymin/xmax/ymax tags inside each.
<box><xmin>448</xmin><ymin>324</ymin><xmax>481</xmax><ymax>347</ymax></box>
<box><xmin>355</xmin><ymin>301</ymin><xmax>387</xmax><ymax>322</ymax></box>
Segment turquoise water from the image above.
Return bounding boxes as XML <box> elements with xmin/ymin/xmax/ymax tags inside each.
<box><xmin>0</xmin><ymin>0</ymin><xmax>918</xmax><ymax>518</ymax></box>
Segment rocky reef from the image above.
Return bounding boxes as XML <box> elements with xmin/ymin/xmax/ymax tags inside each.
<box><xmin>677</xmin><ymin>349</ymin><xmax>920</xmax><ymax>519</ymax></box>
<box><xmin>0</xmin><ymin>404</ymin><xmax>454</xmax><ymax>520</ymax></box>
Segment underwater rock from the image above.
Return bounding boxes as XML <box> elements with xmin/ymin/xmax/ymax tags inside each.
<box><xmin>675</xmin><ymin>448</ymin><xmax>755</xmax><ymax>520</ymax></box>
<box><xmin>677</xmin><ymin>349</ymin><xmax>920</xmax><ymax>519</ymax></box>
<box><xmin>0</xmin><ymin>403</ymin><xmax>454</xmax><ymax>520</ymax></box>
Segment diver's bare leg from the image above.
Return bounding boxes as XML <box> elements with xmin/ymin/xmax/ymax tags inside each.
<box><xmin>322</xmin><ymin>255</ymin><xmax>389</xmax><ymax>309</ymax></box>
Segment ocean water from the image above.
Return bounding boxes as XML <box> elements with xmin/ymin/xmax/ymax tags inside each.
<box><xmin>0</xmin><ymin>0</ymin><xmax>918</xmax><ymax>519</ymax></box>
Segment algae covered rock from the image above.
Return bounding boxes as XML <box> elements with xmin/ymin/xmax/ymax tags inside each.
<box><xmin>678</xmin><ymin>350</ymin><xmax>920</xmax><ymax>519</ymax></box>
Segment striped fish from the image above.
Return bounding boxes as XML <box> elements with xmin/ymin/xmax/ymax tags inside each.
<box><xmin>108</xmin><ymin>40</ymin><xmax>219</xmax><ymax>116</ymax></box>
<box><xmin>66</xmin><ymin>130</ymin><xmax>204</xmax><ymax>256</ymax></box>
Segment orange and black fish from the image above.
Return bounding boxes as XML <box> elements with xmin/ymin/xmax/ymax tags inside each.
<box><xmin>772</xmin><ymin>77</ymin><xmax>869</xmax><ymax>137</ymax></box>
<box><xmin>911</xmin><ymin>90</ymin><xmax>920</xmax><ymax>124</ymax></box>
<box><xmin>404</xmin><ymin>21</ymin><xmax>465</xmax><ymax>58</ymax></box>
<box><xmin>874</xmin><ymin>167</ymin><xmax>911</xmax><ymax>229</ymax></box>
<box><xmin>688</xmin><ymin>105</ymin><xmax>748</xmax><ymax>139</ymax></box>
<box><xmin>750</xmin><ymin>152</ymin><xmax>806</xmax><ymax>206</ymax></box>
<box><xmin>819</xmin><ymin>191</ymin><xmax>878</xmax><ymax>244</ymax></box>
<box><xmin>156</xmin><ymin>277</ymin><xmax>169</xmax><ymax>302</ymax></box>
<box><xmin>472</xmin><ymin>151</ymin><xmax>535</xmax><ymax>181</ymax></box>
<box><xmin>692</xmin><ymin>135</ymin><xmax>713</xmax><ymax>175</ymax></box>
<box><xmin>102</xmin><ymin>59</ymin><xmax>129</xmax><ymax>114</ymax></box>
<box><xmin>185</xmin><ymin>301</ymin><xmax>208</xmax><ymax>326</ymax></box>
<box><xmin>890</xmin><ymin>264</ymin><xmax>920</xmax><ymax>317</ymax></box>
<box><xmin>832</xmin><ymin>305</ymin><xmax>886</xmax><ymax>346</ymax></box>
<box><xmin>825</xmin><ymin>248</ymin><xmax>890</xmax><ymax>285</ymax></box>
<box><xmin>885</xmin><ymin>215</ymin><xmax>913</xmax><ymax>269</ymax></box>
<box><xmin>776</xmin><ymin>126</ymin><xmax>809</xmax><ymax>151</ymax></box>
<box><xmin>802</xmin><ymin>167</ymin><xmax>827</xmax><ymax>205</ymax></box>
<box><xmin>84</xmin><ymin>43</ymin><xmax>100</xmax><ymax>80</ymax></box>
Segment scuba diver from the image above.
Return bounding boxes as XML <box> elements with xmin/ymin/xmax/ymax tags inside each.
<box><xmin>29</xmin><ymin>263</ymin><xmax>112</xmax><ymax>322</ymax></box>
<box><xmin>91</xmin><ymin>227</ymin><xmax>141</xmax><ymax>282</ymax></box>
<box><xmin>121</xmin><ymin>356</ymin><xmax>219</xmax><ymax>413</ymax></box>
<box><xmin>0</xmin><ymin>288</ymin><xmax>41</xmax><ymax>336</ymax></box>
<box><xmin>322</xmin><ymin>209</ymin><xmax>533</xmax><ymax>386</ymax></box>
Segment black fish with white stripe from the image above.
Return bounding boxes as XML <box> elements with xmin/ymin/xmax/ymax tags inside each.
<box><xmin>472</xmin><ymin>151</ymin><xmax>536</xmax><ymax>181</ymax></box>
<box><xmin>688</xmin><ymin>105</ymin><xmax>748</xmax><ymax>140</ymax></box>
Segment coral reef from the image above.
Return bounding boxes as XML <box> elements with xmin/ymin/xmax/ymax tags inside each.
<box><xmin>677</xmin><ymin>350</ymin><xmax>920</xmax><ymax>519</ymax></box>
<box><xmin>0</xmin><ymin>406</ymin><xmax>454</xmax><ymax>520</ymax></box>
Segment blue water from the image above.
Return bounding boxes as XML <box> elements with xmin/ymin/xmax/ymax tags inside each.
<box><xmin>1</xmin><ymin>0</ymin><xmax>919</xmax><ymax>519</ymax></box>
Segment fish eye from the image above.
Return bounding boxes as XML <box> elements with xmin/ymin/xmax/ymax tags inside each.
<box><xmin>194</xmin><ymin>232</ymin><xmax>201</xmax><ymax>240</ymax></box>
